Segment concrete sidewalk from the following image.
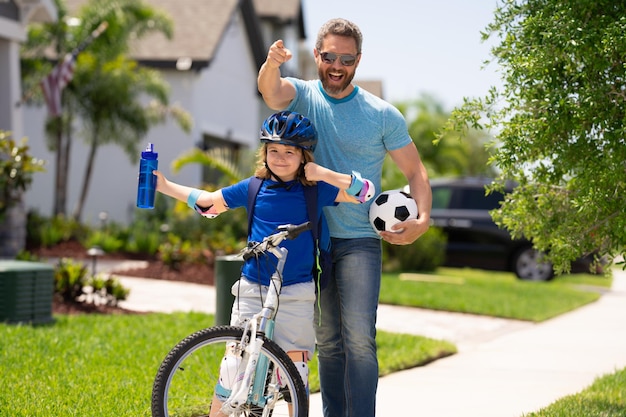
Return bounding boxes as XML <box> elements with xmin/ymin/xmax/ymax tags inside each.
<box><xmin>367</xmin><ymin>269</ymin><xmax>626</xmax><ymax>416</ymax></box>
<box><xmin>109</xmin><ymin>260</ymin><xmax>626</xmax><ymax>417</ymax></box>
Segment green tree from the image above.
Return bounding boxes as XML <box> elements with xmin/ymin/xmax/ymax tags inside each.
<box><xmin>21</xmin><ymin>0</ymin><xmax>76</xmax><ymax>217</ymax></box>
<box><xmin>171</xmin><ymin>147</ymin><xmax>248</xmax><ymax>188</ymax></box>
<box><xmin>70</xmin><ymin>53</ymin><xmax>191</xmax><ymax>221</ymax></box>
<box><xmin>383</xmin><ymin>95</ymin><xmax>495</xmax><ymax>192</ymax></box>
<box><xmin>444</xmin><ymin>0</ymin><xmax>626</xmax><ymax>272</ymax></box>
<box><xmin>21</xmin><ymin>0</ymin><xmax>191</xmax><ymax>221</ymax></box>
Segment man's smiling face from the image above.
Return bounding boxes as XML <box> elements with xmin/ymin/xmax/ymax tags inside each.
<box><xmin>315</xmin><ymin>34</ymin><xmax>361</xmax><ymax>99</ymax></box>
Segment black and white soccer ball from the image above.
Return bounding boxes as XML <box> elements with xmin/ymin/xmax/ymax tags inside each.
<box><xmin>368</xmin><ymin>190</ymin><xmax>418</xmax><ymax>234</ymax></box>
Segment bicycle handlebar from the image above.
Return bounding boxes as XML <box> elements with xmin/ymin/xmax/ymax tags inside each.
<box><xmin>241</xmin><ymin>221</ymin><xmax>311</xmax><ymax>260</ymax></box>
<box><xmin>276</xmin><ymin>222</ymin><xmax>312</xmax><ymax>240</ymax></box>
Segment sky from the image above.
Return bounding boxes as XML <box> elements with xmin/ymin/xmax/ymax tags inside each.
<box><xmin>301</xmin><ymin>0</ymin><xmax>502</xmax><ymax>110</ymax></box>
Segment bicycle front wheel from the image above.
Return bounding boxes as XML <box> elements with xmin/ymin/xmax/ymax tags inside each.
<box><xmin>151</xmin><ymin>326</ymin><xmax>308</xmax><ymax>417</ymax></box>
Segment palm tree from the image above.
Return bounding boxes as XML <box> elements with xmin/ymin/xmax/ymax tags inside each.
<box><xmin>394</xmin><ymin>94</ymin><xmax>496</xmax><ymax>182</ymax></box>
<box><xmin>70</xmin><ymin>54</ymin><xmax>192</xmax><ymax>220</ymax></box>
<box><xmin>21</xmin><ymin>0</ymin><xmax>191</xmax><ymax>220</ymax></box>
<box><xmin>171</xmin><ymin>147</ymin><xmax>248</xmax><ymax>186</ymax></box>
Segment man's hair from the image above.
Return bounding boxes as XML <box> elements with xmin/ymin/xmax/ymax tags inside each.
<box><xmin>315</xmin><ymin>18</ymin><xmax>363</xmax><ymax>54</ymax></box>
<box><xmin>254</xmin><ymin>143</ymin><xmax>316</xmax><ymax>186</ymax></box>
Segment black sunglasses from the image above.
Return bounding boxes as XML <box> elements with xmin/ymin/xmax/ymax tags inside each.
<box><xmin>319</xmin><ymin>51</ymin><xmax>358</xmax><ymax>66</ymax></box>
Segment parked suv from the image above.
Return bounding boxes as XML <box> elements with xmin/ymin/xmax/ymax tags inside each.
<box><xmin>410</xmin><ymin>177</ymin><xmax>593</xmax><ymax>281</ymax></box>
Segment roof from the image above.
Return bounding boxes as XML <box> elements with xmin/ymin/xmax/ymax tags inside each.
<box><xmin>356</xmin><ymin>80</ymin><xmax>384</xmax><ymax>99</ymax></box>
<box><xmin>254</xmin><ymin>0</ymin><xmax>304</xmax><ymax>39</ymax></box>
<box><xmin>127</xmin><ymin>0</ymin><xmax>239</xmax><ymax>64</ymax></box>
<box><xmin>63</xmin><ymin>0</ymin><xmax>304</xmax><ymax>70</ymax></box>
<box><xmin>254</xmin><ymin>0</ymin><xmax>300</xmax><ymax>21</ymax></box>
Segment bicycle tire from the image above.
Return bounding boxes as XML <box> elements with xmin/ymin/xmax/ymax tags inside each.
<box><xmin>151</xmin><ymin>325</ymin><xmax>308</xmax><ymax>417</ymax></box>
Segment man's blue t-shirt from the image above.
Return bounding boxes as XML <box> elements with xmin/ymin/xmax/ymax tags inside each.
<box><xmin>286</xmin><ymin>79</ymin><xmax>412</xmax><ymax>239</ymax></box>
<box><xmin>221</xmin><ymin>177</ymin><xmax>338</xmax><ymax>286</ymax></box>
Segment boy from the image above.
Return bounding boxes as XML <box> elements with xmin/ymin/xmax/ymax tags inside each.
<box><xmin>154</xmin><ymin>111</ymin><xmax>374</xmax><ymax>415</ymax></box>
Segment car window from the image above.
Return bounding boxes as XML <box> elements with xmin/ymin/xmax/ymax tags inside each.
<box><xmin>453</xmin><ymin>188</ymin><xmax>505</xmax><ymax>210</ymax></box>
<box><xmin>432</xmin><ymin>187</ymin><xmax>453</xmax><ymax>209</ymax></box>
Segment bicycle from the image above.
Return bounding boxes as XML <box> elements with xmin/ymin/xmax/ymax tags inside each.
<box><xmin>151</xmin><ymin>222</ymin><xmax>311</xmax><ymax>417</ymax></box>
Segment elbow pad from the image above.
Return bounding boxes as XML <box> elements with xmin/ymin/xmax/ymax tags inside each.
<box><xmin>358</xmin><ymin>179</ymin><xmax>375</xmax><ymax>203</ymax></box>
<box><xmin>196</xmin><ymin>204</ymin><xmax>219</xmax><ymax>219</ymax></box>
<box><xmin>187</xmin><ymin>189</ymin><xmax>219</xmax><ymax>218</ymax></box>
<box><xmin>346</xmin><ymin>171</ymin><xmax>375</xmax><ymax>203</ymax></box>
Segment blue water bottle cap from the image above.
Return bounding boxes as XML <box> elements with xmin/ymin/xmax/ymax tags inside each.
<box><xmin>141</xmin><ymin>143</ymin><xmax>158</xmax><ymax>159</ymax></box>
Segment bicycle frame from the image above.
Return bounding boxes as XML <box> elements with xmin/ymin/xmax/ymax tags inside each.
<box><xmin>220</xmin><ymin>235</ymin><xmax>293</xmax><ymax>413</ymax></box>
<box><xmin>151</xmin><ymin>222</ymin><xmax>311</xmax><ymax>417</ymax></box>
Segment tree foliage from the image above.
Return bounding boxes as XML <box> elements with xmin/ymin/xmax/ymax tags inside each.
<box><xmin>21</xmin><ymin>0</ymin><xmax>191</xmax><ymax>221</ymax></box>
<box><xmin>383</xmin><ymin>95</ymin><xmax>495</xmax><ymax>192</ymax></box>
<box><xmin>444</xmin><ymin>0</ymin><xmax>626</xmax><ymax>272</ymax></box>
<box><xmin>0</xmin><ymin>132</ymin><xmax>45</xmax><ymax>221</ymax></box>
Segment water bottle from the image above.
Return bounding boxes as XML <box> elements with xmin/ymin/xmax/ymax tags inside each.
<box><xmin>136</xmin><ymin>143</ymin><xmax>158</xmax><ymax>209</ymax></box>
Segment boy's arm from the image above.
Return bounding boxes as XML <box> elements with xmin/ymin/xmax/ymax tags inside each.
<box><xmin>154</xmin><ymin>170</ymin><xmax>227</xmax><ymax>217</ymax></box>
<box><xmin>304</xmin><ymin>163</ymin><xmax>374</xmax><ymax>204</ymax></box>
<box><xmin>257</xmin><ymin>40</ymin><xmax>297</xmax><ymax>110</ymax></box>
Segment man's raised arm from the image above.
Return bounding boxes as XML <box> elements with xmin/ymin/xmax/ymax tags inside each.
<box><xmin>257</xmin><ymin>40</ymin><xmax>298</xmax><ymax>110</ymax></box>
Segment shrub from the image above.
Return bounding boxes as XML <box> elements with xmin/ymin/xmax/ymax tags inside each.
<box><xmin>84</xmin><ymin>230</ymin><xmax>125</xmax><ymax>254</ymax></box>
<box><xmin>54</xmin><ymin>258</ymin><xmax>88</xmax><ymax>302</ymax></box>
<box><xmin>54</xmin><ymin>258</ymin><xmax>129</xmax><ymax>306</ymax></box>
<box><xmin>90</xmin><ymin>275</ymin><xmax>130</xmax><ymax>306</ymax></box>
<box><xmin>27</xmin><ymin>212</ymin><xmax>88</xmax><ymax>248</ymax></box>
<box><xmin>160</xmin><ymin>200</ymin><xmax>248</xmax><ymax>255</ymax></box>
<box><xmin>125</xmin><ymin>230</ymin><xmax>161</xmax><ymax>256</ymax></box>
<box><xmin>0</xmin><ymin>131</ymin><xmax>45</xmax><ymax>221</ymax></box>
<box><xmin>14</xmin><ymin>250</ymin><xmax>41</xmax><ymax>262</ymax></box>
<box><xmin>158</xmin><ymin>234</ymin><xmax>186</xmax><ymax>269</ymax></box>
<box><xmin>158</xmin><ymin>231</ymin><xmax>212</xmax><ymax>267</ymax></box>
<box><xmin>383</xmin><ymin>226</ymin><xmax>447</xmax><ymax>272</ymax></box>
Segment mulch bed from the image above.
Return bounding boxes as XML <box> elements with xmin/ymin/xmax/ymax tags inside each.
<box><xmin>33</xmin><ymin>240</ymin><xmax>216</xmax><ymax>315</ymax></box>
<box><xmin>114</xmin><ymin>261</ymin><xmax>215</xmax><ymax>286</ymax></box>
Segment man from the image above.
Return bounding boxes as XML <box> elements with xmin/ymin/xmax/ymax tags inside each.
<box><xmin>258</xmin><ymin>18</ymin><xmax>432</xmax><ymax>417</ymax></box>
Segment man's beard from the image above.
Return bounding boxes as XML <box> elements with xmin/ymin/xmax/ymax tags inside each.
<box><xmin>318</xmin><ymin>68</ymin><xmax>355</xmax><ymax>96</ymax></box>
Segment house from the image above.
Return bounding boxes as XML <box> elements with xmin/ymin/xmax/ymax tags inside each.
<box><xmin>0</xmin><ymin>0</ymin><xmax>57</xmax><ymax>141</ymax></box>
<box><xmin>14</xmin><ymin>0</ymin><xmax>384</xmax><ymax>226</ymax></box>
<box><xmin>0</xmin><ymin>0</ymin><xmax>57</xmax><ymax>257</ymax></box>
<box><xmin>18</xmin><ymin>0</ymin><xmax>308</xmax><ymax>225</ymax></box>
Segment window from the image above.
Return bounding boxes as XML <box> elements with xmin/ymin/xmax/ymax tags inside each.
<box><xmin>199</xmin><ymin>134</ymin><xmax>242</xmax><ymax>185</ymax></box>
<box><xmin>432</xmin><ymin>187</ymin><xmax>453</xmax><ymax>209</ymax></box>
<box><xmin>456</xmin><ymin>188</ymin><xmax>505</xmax><ymax>211</ymax></box>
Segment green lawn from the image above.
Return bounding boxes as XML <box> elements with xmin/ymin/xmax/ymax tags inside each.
<box><xmin>523</xmin><ymin>367</ymin><xmax>626</xmax><ymax>417</ymax></box>
<box><xmin>0</xmin><ymin>267</ymin><xmax>614</xmax><ymax>416</ymax></box>
<box><xmin>380</xmin><ymin>267</ymin><xmax>611</xmax><ymax>322</ymax></box>
<box><xmin>0</xmin><ymin>312</ymin><xmax>456</xmax><ymax>416</ymax></box>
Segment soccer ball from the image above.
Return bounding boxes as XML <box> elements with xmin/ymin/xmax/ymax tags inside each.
<box><xmin>369</xmin><ymin>190</ymin><xmax>418</xmax><ymax>234</ymax></box>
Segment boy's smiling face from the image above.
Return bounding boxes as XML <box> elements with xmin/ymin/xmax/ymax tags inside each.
<box><xmin>265</xmin><ymin>143</ymin><xmax>304</xmax><ymax>181</ymax></box>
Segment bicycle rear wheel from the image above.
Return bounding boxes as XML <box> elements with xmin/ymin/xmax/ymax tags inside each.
<box><xmin>151</xmin><ymin>326</ymin><xmax>308</xmax><ymax>417</ymax></box>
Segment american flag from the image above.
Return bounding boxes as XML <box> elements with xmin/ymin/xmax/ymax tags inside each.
<box><xmin>40</xmin><ymin>53</ymin><xmax>76</xmax><ymax>117</ymax></box>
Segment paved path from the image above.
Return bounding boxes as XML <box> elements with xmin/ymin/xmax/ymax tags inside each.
<box><xmin>104</xmin><ymin>259</ymin><xmax>626</xmax><ymax>417</ymax></box>
<box><xmin>368</xmin><ymin>269</ymin><xmax>626</xmax><ymax>416</ymax></box>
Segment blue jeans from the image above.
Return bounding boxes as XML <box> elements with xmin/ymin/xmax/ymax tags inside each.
<box><xmin>314</xmin><ymin>237</ymin><xmax>382</xmax><ymax>417</ymax></box>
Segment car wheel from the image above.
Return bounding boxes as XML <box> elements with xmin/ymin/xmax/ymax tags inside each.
<box><xmin>512</xmin><ymin>246</ymin><xmax>554</xmax><ymax>281</ymax></box>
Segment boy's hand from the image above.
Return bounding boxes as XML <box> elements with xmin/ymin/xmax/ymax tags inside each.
<box><xmin>303</xmin><ymin>162</ymin><xmax>325</xmax><ymax>182</ymax></box>
<box><xmin>152</xmin><ymin>170</ymin><xmax>166</xmax><ymax>191</ymax></box>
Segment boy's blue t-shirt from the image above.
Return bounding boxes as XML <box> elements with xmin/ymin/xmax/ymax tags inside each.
<box><xmin>286</xmin><ymin>78</ymin><xmax>413</xmax><ymax>239</ymax></box>
<box><xmin>221</xmin><ymin>177</ymin><xmax>338</xmax><ymax>286</ymax></box>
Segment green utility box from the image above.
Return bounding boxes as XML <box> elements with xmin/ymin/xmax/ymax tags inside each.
<box><xmin>214</xmin><ymin>255</ymin><xmax>243</xmax><ymax>326</ymax></box>
<box><xmin>0</xmin><ymin>260</ymin><xmax>55</xmax><ymax>324</ymax></box>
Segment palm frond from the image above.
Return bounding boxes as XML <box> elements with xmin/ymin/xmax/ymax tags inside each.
<box><xmin>171</xmin><ymin>148</ymin><xmax>246</xmax><ymax>183</ymax></box>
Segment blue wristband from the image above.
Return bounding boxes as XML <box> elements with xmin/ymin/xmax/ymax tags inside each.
<box><xmin>346</xmin><ymin>171</ymin><xmax>364</xmax><ymax>195</ymax></box>
<box><xmin>187</xmin><ymin>189</ymin><xmax>203</xmax><ymax>209</ymax></box>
